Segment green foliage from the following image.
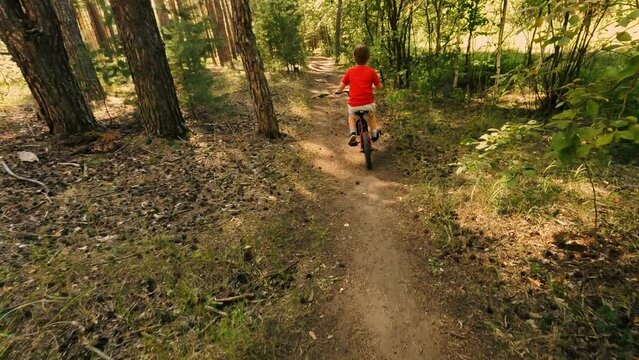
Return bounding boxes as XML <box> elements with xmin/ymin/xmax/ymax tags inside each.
<box><xmin>491</xmin><ymin>172</ymin><xmax>562</xmax><ymax>216</ymax></box>
<box><xmin>254</xmin><ymin>0</ymin><xmax>305</xmax><ymax>69</ymax></box>
<box><xmin>469</xmin><ymin>120</ymin><xmax>543</xmax><ymax>153</ymax></box>
<box><xmin>91</xmin><ymin>51</ymin><xmax>130</xmax><ymax>86</ymax></box>
<box><xmin>164</xmin><ymin>8</ymin><xmax>215</xmax><ymax>112</ymax></box>
<box><xmin>548</xmin><ymin>55</ymin><xmax>639</xmax><ymax>165</ymax></box>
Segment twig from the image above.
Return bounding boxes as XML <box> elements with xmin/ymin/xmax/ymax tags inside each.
<box><xmin>101</xmin><ymin>98</ymin><xmax>114</xmax><ymax>126</ymax></box>
<box><xmin>583</xmin><ymin>161</ymin><xmax>598</xmax><ymax>231</ymax></box>
<box><xmin>113</xmin><ymin>143</ymin><xmax>128</xmax><ymax>154</ymax></box>
<box><xmin>58</xmin><ymin>162</ymin><xmax>80</xmax><ymax>167</ymax></box>
<box><xmin>1</xmin><ymin>160</ymin><xmax>50</xmax><ymax>195</ymax></box>
<box><xmin>206</xmin><ymin>305</ymin><xmax>228</xmax><ymax>317</ymax></box>
<box><xmin>83</xmin><ymin>343</ymin><xmax>114</xmax><ymax>360</ymax></box>
<box><xmin>264</xmin><ymin>260</ymin><xmax>300</xmax><ymax>279</ymax></box>
<box><xmin>445</xmin><ymin>331</ymin><xmax>466</xmax><ymax>340</ymax></box>
<box><xmin>25</xmin><ymin>201</ymin><xmax>45</xmax><ymax>212</ymax></box>
<box><xmin>213</xmin><ymin>293</ymin><xmax>255</xmax><ymax>303</ymax></box>
<box><xmin>140</xmin><ymin>147</ymin><xmax>163</xmax><ymax>156</ymax></box>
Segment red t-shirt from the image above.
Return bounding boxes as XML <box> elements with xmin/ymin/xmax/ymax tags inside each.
<box><xmin>341</xmin><ymin>65</ymin><xmax>381</xmax><ymax>107</ymax></box>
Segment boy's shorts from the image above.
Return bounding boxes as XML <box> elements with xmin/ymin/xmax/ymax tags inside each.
<box><xmin>347</xmin><ymin>103</ymin><xmax>376</xmax><ymax>115</ymax></box>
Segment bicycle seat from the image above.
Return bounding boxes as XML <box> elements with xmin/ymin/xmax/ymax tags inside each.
<box><xmin>354</xmin><ymin>110</ymin><xmax>369</xmax><ymax>115</ymax></box>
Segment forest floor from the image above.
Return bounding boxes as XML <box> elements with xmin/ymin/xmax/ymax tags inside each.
<box><xmin>1</xmin><ymin>55</ymin><xmax>638</xmax><ymax>359</ymax></box>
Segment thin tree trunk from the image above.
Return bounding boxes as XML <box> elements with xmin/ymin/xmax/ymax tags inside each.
<box><xmin>221</xmin><ymin>0</ymin><xmax>239</xmax><ymax>59</ymax></box>
<box><xmin>0</xmin><ymin>0</ymin><xmax>99</xmax><ymax>134</ymax></box>
<box><xmin>54</xmin><ymin>0</ymin><xmax>105</xmax><ymax>102</ymax></box>
<box><xmin>151</xmin><ymin>0</ymin><xmax>170</xmax><ymax>28</ymax></box>
<box><xmin>74</xmin><ymin>4</ymin><xmax>99</xmax><ymax>49</ymax></box>
<box><xmin>230</xmin><ymin>0</ymin><xmax>279</xmax><ymax>138</ymax></box>
<box><xmin>208</xmin><ymin>0</ymin><xmax>232</xmax><ymax>66</ymax></box>
<box><xmin>110</xmin><ymin>0</ymin><xmax>188</xmax><ymax>138</ymax></box>
<box><xmin>334</xmin><ymin>0</ymin><xmax>342</xmax><ymax>63</ymax></box>
<box><xmin>453</xmin><ymin>31</ymin><xmax>461</xmax><ymax>88</ymax></box>
<box><xmin>494</xmin><ymin>0</ymin><xmax>508</xmax><ymax>92</ymax></box>
<box><xmin>84</xmin><ymin>0</ymin><xmax>112</xmax><ymax>55</ymax></box>
<box><xmin>98</xmin><ymin>0</ymin><xmax>118</xmax><ymax>40</ymax></box>
<box><xmin>435</xmin><ymin>0</ymin><xmax>442</xmax><ymax>58</ymax></box>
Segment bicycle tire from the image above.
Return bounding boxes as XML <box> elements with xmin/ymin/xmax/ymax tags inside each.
<box><xmin>362</xmin><ymin>132</ymin><xmax>373</xmax><ymax>170</ymax></box>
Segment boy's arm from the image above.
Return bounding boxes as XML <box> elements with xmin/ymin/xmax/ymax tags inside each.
<box><xmin>335</xmin><ymin>82</ymin><xmax>347</xmax><ymax>93</ymax></box>
<box><xmin>373</xmin><ymin>71</ymin><xmax>383</xmax><ymax>90</ymax></box>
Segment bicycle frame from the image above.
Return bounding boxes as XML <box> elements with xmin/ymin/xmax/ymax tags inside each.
<box><xmin>355</xmin><ymin>112</ymin><xmax>370</xmax><ymax>149</ymax></box>
<box><xmin>335</xmin><ymin>90</ymin><xmax>374</xmax><ymax>170</ymax></box>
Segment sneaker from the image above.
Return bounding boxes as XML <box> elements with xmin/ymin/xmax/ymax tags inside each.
<box><xmin>348</xmin><ymin>132</ymin><xmax>358</xmax><ymax>146</ymax></box>
<box><xmin>372</xmin><ymin>130</ymin><xmax>381</xmax><ymax>142</ymax></box>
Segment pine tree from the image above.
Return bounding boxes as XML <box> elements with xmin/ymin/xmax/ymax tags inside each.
<box><xmin>165</xmin><ymin>6</ymin><xmax>216</xmax><ymax>113</ymax></box>
<box><xmin>0</xmin><ymin>0</ymin><xmax>100</xmax><ymax>134</ymax></box>
<box><xmin>230</xmin><ymin>0</ymin><xmax>279</xmax><ymax>138</ymax></box>
<box><xmin>110</xmin><ymin>0</ymin><xmax>188</xmax><ymax>138</ymax></box>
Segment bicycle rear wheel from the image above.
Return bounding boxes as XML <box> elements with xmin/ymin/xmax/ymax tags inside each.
<box><xmin>362</xmin><ymin>132</ymin><xmax>372</xmax><ymax>170</ymax></box>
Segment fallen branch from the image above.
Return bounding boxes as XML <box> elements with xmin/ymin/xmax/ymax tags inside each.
<box><xmin>25</xmin><ymin>201</ymin><xmax>45</xmax><ymax>212</ymax></box>
<box><xmin>113</xmin><ymin>143</ymin><xmax>128</xmax><ymax>154</ymax></box>
<box><xmin>58</xmin><ymin>162</ymin><xmax>80</xmax><ymax>167</ymax></box>
<box><xmin>213</xmin><ymin>293</ymin><xmax>255</xmax><ymax>303</ymax></box>
<box><xmin>206</xmin><ymin>305</ymin><xmax>228</xmax><ymax>317</ymax></box>
<box><xmin>1</xmin><ymin>160</ymin><xmax>50</xmax><ymax>195</ymax></box>
<box><xmin>83</xmin><ymin>343</ymin><xmax>114</xmax><ymax>360</ymax></box>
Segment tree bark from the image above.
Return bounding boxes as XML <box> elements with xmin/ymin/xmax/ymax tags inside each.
<box><xmin>84</xmin><ymin>0</ymin><xmax>112</xmax><ymax>55</ymax></box>
<box><xmin>110</xmin><ymin>0</ymin><xmax>188</xmax><ymax>138</ymax></box>
<box><xmin>207</xmin><ymin>0</ymin><xmax>232</xmax><ymax>66</ymax></box>
<box><xmin>494</xmin><ymin>0</ymin><xmax>508</xmax><ymax>92</ymax></box>
<box><xmin>152</xmin><ymin>0</ymin><xmax>170</xmax><ymax>28</ymax></box>
<box><xmin>53</xmin><ymin>0</ymin><xmax>106</xmax><ymax>102</ymax></box>
<box><xmin>435</xmin><ymin>0</ymin><xmax>442</xmax><ymax>57</ymax></box>
<box><xmin>221</xmin><ymin>0</ymin><xmax>239</xmax><ymax>59</ymax></box>
<box><xmin>0</xmin><ymin>0</ymin><xmax>99</xmax><ymax>134</ymax></box>
<box><xmin>74</xmin><ymin>3</ymin><xmax>99</xmax><ymax>49</ymax></box>
<box><xmin>334</xmin><ymin>0</ymin><xmax>342</xmax><ymax>63</ymax></box>
<box><xmin>230</xmin><ymin>0</ymin><xmax>279</xmax><ymax>138</ymax></box>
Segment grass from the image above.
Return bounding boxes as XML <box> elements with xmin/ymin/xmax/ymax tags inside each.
<box><xmin>0</xmin><ymin>195</ymin><xmax>328</xmax><ymax>358</ymax></box>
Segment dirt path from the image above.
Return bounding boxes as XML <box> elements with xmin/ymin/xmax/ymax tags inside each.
<box><xmin>292</xmin><ymin>57</ymin><xmax>441</xmax><ymax>359</ymax></box>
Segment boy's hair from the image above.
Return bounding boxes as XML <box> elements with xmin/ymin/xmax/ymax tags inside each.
<box><xmin>353</xmin><ymin>44</ymin><xmax>370</xmax><ymax>65</ymax></box>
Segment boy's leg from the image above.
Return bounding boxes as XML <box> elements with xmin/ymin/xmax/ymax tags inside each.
<box><xmin>347</xmin><ymin>115</ymin><xmax>358</xmax><ymax>146</ymax></box>
<box><xmin>368</xmin><ymin>113</ymin><xmax>381</xmax><ymax>141</ymax></box>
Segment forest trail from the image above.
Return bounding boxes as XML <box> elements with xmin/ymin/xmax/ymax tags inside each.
<box><xmin>293</xmin><ymin>57</ymin><xmax>441</xmax><ymax>359</ymax></box>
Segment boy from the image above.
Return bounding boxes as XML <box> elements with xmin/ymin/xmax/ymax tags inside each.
<box><xmin>335</xmin><ymin>44</ymin><xmax>383</xmax><ymax>146</ymax></box>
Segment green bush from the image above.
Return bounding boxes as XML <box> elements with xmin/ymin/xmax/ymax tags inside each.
<box><xmin>164</xmin><ymin>8</ymin><xmax>215</xmax><ymax>113</ymax></box>
<box><xmin>254</xmin><ymin>0</ymin><xmax>305</xmax><ymax>70</ymax></box>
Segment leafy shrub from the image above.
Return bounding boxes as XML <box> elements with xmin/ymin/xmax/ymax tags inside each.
<box><xmin>254</xmin><ymin>0</ymin><xmax>305</xmax><ymax>70</ymax></box>
<box><xmin>164</xmin><ymin>8</ymin><xmax>215</xmax><ymax>113</ymax></box>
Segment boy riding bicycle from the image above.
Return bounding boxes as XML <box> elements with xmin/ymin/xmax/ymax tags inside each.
<box><xmin>335</xmin><ymin>44</ymin><xmax>383</xmax><ymax>146</ymax></box>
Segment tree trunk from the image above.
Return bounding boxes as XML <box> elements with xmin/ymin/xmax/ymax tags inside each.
<box><xmin>0</xmin><ymin>0</ymin><xmax>99</xmax><ymax>134</ymax></box>
<box><xmin>110</xmin><ymin>0</ymin><xmax>188</xmax><ymax>138</ymax></box>
<box><xmin>221</xmin><ymin>0</ymin><xmax>239</xmax><ymax>59</ymax></box>
<box><xmin>207</xmin><ymin>0</ymin><xmax>232</xmax><ymax>66</ymax></box>
<box><xmin>494</xmin><ymin>0</ymin><xmax>507</xmax><ymax>92</ymax></box>
<box><xmin>334</xmin><ymin>0</ymin><xmax>342</xmax><ymax>63</ymax></box>
<box><xmin>435</xmin><ymin>0</ymin><xmax>442</xmax><ymax>57</ymax></box>
<box><xmin>84</xmin><ymin>0</ymin><xmax>112</xmax><ymax>55</ymax></box>
<box><xmin>74</xmin><ymin>3</ymin><xmax>99</xmax><ymax>49</ymax></box>
<box><xmin>53</xmin><ymin>0</ymin><xmax>105</xmax><ymax>102</ymax></box>
<box><xmin>152</xmin><ymin>0</ymin><xmax>170</xmax><ymax>28</ymax></box>
<box><xmin>230</xmin><ymin>0</ymin><xmax>279</xmax><ymax>138</ymax></box>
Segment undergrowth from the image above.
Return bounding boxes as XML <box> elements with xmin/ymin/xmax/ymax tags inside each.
<box><xmin>383</xmin><ymin>89</ymin><xmax>639</xmax><ymax>359</ymax></box>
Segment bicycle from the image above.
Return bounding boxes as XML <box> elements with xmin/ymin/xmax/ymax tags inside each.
<box><xmin>336</xmin><ymin>90</ymin><xmax>375</xmax><ymax>170</ymax></box>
